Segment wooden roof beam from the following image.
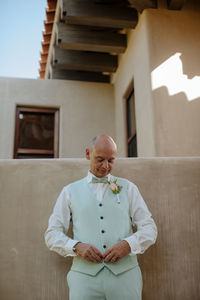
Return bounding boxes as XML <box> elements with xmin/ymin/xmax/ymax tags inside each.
<box><xmin>39</xmin><ymin>70</ymin><xmax>45</xmax><ymax>78</ymax></box>
<box><xmin>44</xmin><ymin>21</ymin><xmax>53</xmax><ymax>34</ymax></box>
<box><xmin>46</xmin><ymin>10</ymin><xmax>55</xmax><ymax>22</ymax></box>
<box><xmin>60</xmin><ymin>0</ymin><xmax>138</xmax><ymax>28</ymax></box>
<box><xmin>42</xmin><ymin>40</ymin><xmax>50</xmax><ymax>47</ymax></box>
<box><xmin>42</xmin><ymin>43</ymin><xmax>50</xmax><ymax>53</ymax></box>
<box><xmin>40</xmin><ymin>54</ymin><xmax>48</xmax><ymax>63</ymax></box>
<box><xmin>167</xmin><ymin>0</ymin><xmax>185</xmax><ymax>10</ymax></box>
<box><xmin>43</xmin><ymin>32</ymin><xmax>51</xmax><ymax>43</ymax></box>
<box><xmin>128</xmin><ymin>0</ymin><xmax>157</xmax><ymax>12</ymax></box>
<box><xmin>53</xmin><ymin>47</ymin><xmax>118</xmax><ymax>72</ymax></box>
<box><xmin>47</xmin><ymin>0</ymin><xmax>57</xmax><ymax>10</ymax></box>
<box><xmin>39</xmin><ymin>63</ymin><xmax>46</xmax><ymax>72</ymax></box>
<box><xmin>50</xmin><ymin>66</ymin><xmax>110</xmax><ymax>82</ymax></box>
<box><xmin>56</xmin><ymin>23</ymin><xmax>126</xmax><ymax>53</ymax></box>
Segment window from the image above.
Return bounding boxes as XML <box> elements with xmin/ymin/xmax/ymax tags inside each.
<box><xmin>126</xmin><ymin>87</ymin><xmax>137</xmax><ymax>157</ymax></box>
<box><xmin>14</xmin><ymin>106</ymin><xmax>59</xmax><ymax>159</ymax></box>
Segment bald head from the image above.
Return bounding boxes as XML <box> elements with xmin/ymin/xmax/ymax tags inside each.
<box><xmin>89</xmin><ymin>135</ymin><xmax>117</xmax><ymax>152</ymax></box>
<box><xmin>86</xmin><ymin>135</ymin><xmax>117</xmax><ymax>177</ymax></box>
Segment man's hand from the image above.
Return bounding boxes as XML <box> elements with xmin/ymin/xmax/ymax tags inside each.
<box><xmin>74</xmin><ymin>242</ymin><xmax>103</xmax><ymax>263</ymax></box>
<box><xmin>103</xmin><ymin>240</ymin><xmax>131</xmax><ymax>263</ymax></box>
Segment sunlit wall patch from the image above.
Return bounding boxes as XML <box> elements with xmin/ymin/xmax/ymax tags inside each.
<box><xmin>151</xmin><ymin>53</ymin><xmax>200</xmax><ymax>101</ymax></box>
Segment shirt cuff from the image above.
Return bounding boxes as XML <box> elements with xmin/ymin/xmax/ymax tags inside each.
<box><xmin>64</xmin><ymin>239</ymin><xmax>80</xmax><ymax>257</ymax></box>
<box><xmin>124</xmin><ymin>236</ymin><xmax>142</xmax><ymax>255</ymax></box>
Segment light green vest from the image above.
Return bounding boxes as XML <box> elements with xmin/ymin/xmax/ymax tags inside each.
<box><xmin>69</xmin><ymin>177</ymin><xmax>138</xmax><ymax>276</ymax></box>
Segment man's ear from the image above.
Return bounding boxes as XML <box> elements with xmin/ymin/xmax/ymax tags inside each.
<box><xmin>85</xmin><ymin>148</ymin><xmax>90</xmax><ymax>160</ymax></box>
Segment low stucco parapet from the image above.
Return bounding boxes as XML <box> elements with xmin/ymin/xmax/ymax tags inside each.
<box><xmin>0</xmin><ymin>157</ymin><xmax>200</xmax><ymax>300</ymax></box>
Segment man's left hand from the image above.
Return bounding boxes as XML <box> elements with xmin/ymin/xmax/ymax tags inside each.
<box><xmin>103</xmin><ymin>240</ymin><xmax>131</xmax><ymax>263</ymax></box>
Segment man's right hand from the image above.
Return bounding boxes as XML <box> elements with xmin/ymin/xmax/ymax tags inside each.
<box><xmin>74</xmin><ymin>242</ymin><xmax>103</xmax><ymax>263</ymax></box>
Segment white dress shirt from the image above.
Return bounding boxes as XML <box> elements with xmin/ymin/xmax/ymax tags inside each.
<box><xmin>45</xmin><ymin>171</ymin><xmax>157</xmax><ymax>257</ymax></box>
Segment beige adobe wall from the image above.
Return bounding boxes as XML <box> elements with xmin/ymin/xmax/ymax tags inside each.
<box><xmin>0</xmin><ymin>158</ymin><xmax>200</xmax><ymax>300</ymax></box>
<box><xmin>0</xmin><ymin>77</ymin><xmax>114</xmax><ymax>159</ymax></box>
<box><xmin>113</xmin><ymin>1</ymin><xmax>200</xmax><ymax>156</ymax></box>
<box><xmin>149</xmin><ymin>3</ymin><xmax>200</xmax><ymax>156</ymax></box>
<box><xmin>112</xmin><ymin>11</ymin><xmax>155</xmax><ymax>157</ymax></box>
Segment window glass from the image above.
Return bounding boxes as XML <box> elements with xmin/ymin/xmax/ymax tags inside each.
<box><xmin>18</xmin><ymin>113</ymin><xmax>54</xmax><ymax>150</ymax></box>
<box><xmin>127</xmin><ymin>91</ymin><xmax>136</xmax><ymax>138</ymax></box>
<box><xmin>14</xmin><ymin>106</ymin><xmax>59</xmax><ymax>159</ymax></box>
<box><xmin>126</xmin><ymin>88</ymin><xmax>137</xmax><ymax>157</ymax></box>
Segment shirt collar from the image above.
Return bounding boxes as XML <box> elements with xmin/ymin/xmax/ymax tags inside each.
<box><xmin>87</xmin><ymin>171</ymin><xmax>112</xmax><ymax>183</ymax></box>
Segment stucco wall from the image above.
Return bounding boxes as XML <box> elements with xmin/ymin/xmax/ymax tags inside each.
<box><xmin>113</xmin><ymin>3</ymin><xmax>200</xmax><ymax>157</ymax></box>
<box><xmin>0</xmin><ymin>158</ymin><xmax>200</xmax><ymax>299</ymax></box>
<box><xmin>0</xmin><ymin>77</ymin><xmax>114</xmax><ymax>159</ymax></box>
<box><xmin>112</xmin><ymin>12</ymin><xmax>155</xmax><ymax>157</ymax></box>
<box><xmin>149</xmin><ymin>6</ymin><xmax>200</xmax><ymax>156</ymax></box>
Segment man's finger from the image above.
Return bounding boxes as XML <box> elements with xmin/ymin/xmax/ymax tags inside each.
<box><xmin>103</xmin><ymin>248</ymin><xmax>112</xmax><ymax>258</ymax></box>
<box><xmin>92</xmin><ymin>246</ymin><xmax>103</xmax><ymax>258</ymax></box>
<box><xmin>104</xmin><ymin>251</ymin><xmax>114</xmax><ymax>262</ymax></box>
<box><xmin>85</xmin><ymin>254</ymin><xmax>97</xmax><ymax>263</ymax></box>
<box><xmin>110</xmin><ymin>256</ymin><xmax>118</xmax><ymax>263</ymax></box>
<box><xmin>88</xmin><ymin>249</ymin><xmax>102</xmax><ymax>263</ymax></box>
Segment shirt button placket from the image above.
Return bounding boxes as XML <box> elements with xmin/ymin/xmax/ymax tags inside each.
<box><xmin>99</xmin><ymin>203</ymin><xmax>107</xmax><ymax>251</ymax></box>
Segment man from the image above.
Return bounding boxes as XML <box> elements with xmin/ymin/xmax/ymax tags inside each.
<box><xmin>45</xmin><ymin>134</ymin><xmax>157</xmax><ymax>300</ymax></box>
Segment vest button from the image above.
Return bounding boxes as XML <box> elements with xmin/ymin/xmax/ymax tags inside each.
<box><xmin>100</xmin><ymin>216</ymin><xmax>104</xmax><ymax>219</ymax></box>
<box><xmin>101</xmin><ymin>230</ymin><xmax>105</xmax><ymax>233</ymax></box>
<box><xmin>99</xmin><ymin>203</ymin><xmax>103</xmax><ymax>207</ymax></box>
<box><xmin>103</xmin><ymin>245</ymin><xmax>106</xmax><ymax>248</ymax></box>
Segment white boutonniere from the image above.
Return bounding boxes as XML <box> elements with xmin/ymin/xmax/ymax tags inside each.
<box><xmin>109</xmin><ymin>180</ymin><xmax>122</xmax><ymax>203</ymax></box>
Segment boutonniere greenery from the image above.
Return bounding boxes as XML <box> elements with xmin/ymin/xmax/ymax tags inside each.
<box><xmin>108</xmin><ymin>180</ymin><xmax>122</xmax><ymax>203</ymax></box>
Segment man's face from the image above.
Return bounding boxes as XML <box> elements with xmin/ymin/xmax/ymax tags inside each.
<box><xmin>86</xmin><ymin>144</ymin><xmax>116</xmax><ymax>178</ymax></box>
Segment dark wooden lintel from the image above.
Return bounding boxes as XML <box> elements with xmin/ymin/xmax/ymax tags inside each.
<box><xmin>56</xmin><ymin>23</ymin><xmax>126</xmax><ymax>53</ymax></box>
<box><xmin>53</xmin><ymin>47</ymin><xmax>118</xmax><ymax>72</ymax></box>
<box><xmin>50</xmin><ymin>66</ymin><xmax>110</xmax><ymax>83</ymax></box>
<box><xmin>167</xmin><ymin>0</ymin><xmax>185</xmax><ymax>10</ymax></box>
<box><xmin>128</xmin><ymin>0</ymin><xmax>157</xmax><ymax>12</ymax></box>
<box><xmin>60</xmin><ymin>0</ymin><xmax>138</xmax><ymax>28</ymax></box>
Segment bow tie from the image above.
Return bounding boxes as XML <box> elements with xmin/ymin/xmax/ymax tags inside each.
<box><xmin>92</xmin><ymin>177</ymin><xmax>109</xmax><ymax>184</ymax></box>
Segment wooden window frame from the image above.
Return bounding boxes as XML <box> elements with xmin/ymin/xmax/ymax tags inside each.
<box><xmin>14</xmin><ymin>106</ymin><xmax>59</xmax><ymax>159</ymax></box>
<box><xmin>125</xmin><ymin>84</ymin><xmax>137</xmax><ymax>157</ymax></box>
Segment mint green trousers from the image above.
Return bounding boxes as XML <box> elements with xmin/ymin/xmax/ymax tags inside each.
<box><xmin>67</xmin><ymin>266</ymin><xmax>143</xmax><ymax>300</ymax></box>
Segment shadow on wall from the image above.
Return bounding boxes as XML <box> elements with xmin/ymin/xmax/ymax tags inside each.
<box><xmin>148</xmin><ymin>8</ymin><xmax>200</xmax><ymax>81</ymax></box>
<box><xmin>148</xmin><ymin>9</ymin><xmax>200</xmax><ymax>159</ymax></box>
<box><xmin>180</xmin><ymin>52</ymin><xmax>200</xmax><ymax>79</ymax></box>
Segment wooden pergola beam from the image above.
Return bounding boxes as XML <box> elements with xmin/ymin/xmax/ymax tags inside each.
<box><xmin>40</xmin><ymin>53</ymin><xmax>48</xmax><ymax>63</ymax></box>
<box><xmin>39</xmin><ymin>63</ymin><xmax>46</xmax><ymax>72</ymax></box>
<box><xmin>60</xmin><ymin>0</ymin><xmax>138</xmax><ymax>28</ymax></box>
<box><xmin>43</xmin><ymin>32</ymin><xmax>51</xmax><ymax>44</ymax></box>
<box><xmin>42</xmin><ymin>43</ymin><xmax>50</xmax><ymax>53</ymax></box>
<box><xmin>53</xmin><ymin>47</ymin><xmax>118</xmax><ymax>72</ymax></box>
<box><xmin>128</xmin><ymin>0</ymin><xmax>157</xmax><ymax>12</ymax></box>
<box><xmin>46</xmin><ymin>10</ymin><xmax>55</xmax><ymax>22</ymax></box>
<box><xmin>56</xmin><ymin>23</ymin><xmax>126</xmax><ymax>53</ymax></box>
<box><xmin>167</xmin><ymin>0</ymin><xmax>185</xmax><ymax>10</ymax></box>
<box><xmin>50</xmin><ymin>66</ymin><xmax>110</xmax><ymax>83</ymax></box>
<box><xmin>44</xmin><ymin>21</ymin><xmax>53</xmax><ymax>34</ymax></box>
<box><xmin>47</xmin><ymin>0</ymin><xmax>57</xmax><ymax>10</ymax></box>
<box><xmin>42</xmin><ymin>40</ymin><xmax>50</xmax><ymax>47</ymax></box>
<box><xmin>39</xmin><ymin>70</ymin><xmax>45</xmax><ymax>78</ymax></box>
